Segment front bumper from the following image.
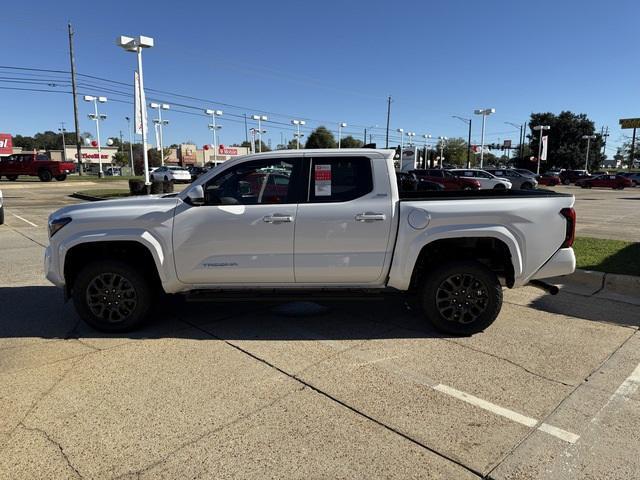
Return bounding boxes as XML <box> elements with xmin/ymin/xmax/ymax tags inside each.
<box><xmin>529</xmin><ymin>247</ymin><xmax>576</xmax><ymax>281</ymax></box>
<box><xmin>44</xmin><ymin>245</ymin><xmax>65</xmax><ymax>287</ymax></box>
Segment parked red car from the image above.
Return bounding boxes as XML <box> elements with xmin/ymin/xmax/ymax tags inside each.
<box><xmin>0</xmin><ymin>152</ymin><xmax>76</xmax><ymax>182</ymax></box>
<box><xmin>410</xmin><ymin>169</ymin><xmax>481</xmax><ymax>190</ymax></box>
<box><xmin>538</xmin><ymin>173</ymin><xmax>561</xmax><ymax>186</ymax></box>
<box><xmin>575</xmin><ymin>174</ymin><xmax>633</xmax><ymax>190</ymax></box>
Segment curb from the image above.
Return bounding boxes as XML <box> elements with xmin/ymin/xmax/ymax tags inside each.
<box><xmin>545</xmin><ymin>269</ymin><xmax>640</xmax><ymax>306</ymax></box>
<box><xmin>70</xmin><ymin>192</ymin><xmax>107</xmax><ymax>202</ymax></box>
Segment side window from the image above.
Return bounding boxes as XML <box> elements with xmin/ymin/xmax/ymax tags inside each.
<box><xmin>462</xmin><ymin>171</ymin><xmax>474</xmax><ymax>177</ymax></box>
<box><xmin>307</xmin><ymin>157</ymin><xmax>373</xmax><ymax>203</ymax></box>
<box><xmin>204</xmin><ymin>158</ymin><xmax>299</xmax><ymax>205</ymax></box>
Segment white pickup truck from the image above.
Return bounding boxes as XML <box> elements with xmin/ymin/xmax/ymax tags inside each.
<box><xmin>45</xmin><ymin>149</ymin><xmax>576</xmax><ymax>335</ymax></box>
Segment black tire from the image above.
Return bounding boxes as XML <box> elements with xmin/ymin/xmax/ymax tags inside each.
<box><xmin>0</xmin><ymin>205</ymin><xmax>4</xmax><ymax>225</ymax></box>
<box><xmin>38</xmin><ymin>169</ymin><xmax>53</xmax><ymax>182</ymax></box>
<box><xmin>521</xmin><ymin>182</ymin><xmax>533</xmax><ymax>190</ymax></box>
<box><xmin>72</xmin><ymin>260</ymin><xmax>152</xmax><ymax>332</ymax></box>
<box><xmin>562</xmin><ymin>179</ymin><xmax>570</xmax><ymax>185</ymax></box>
<box><xmin>462</xmin><ymin>186</ymin><xmax>473</xmax><ymax>191</ymax></box>
<box><xmin>6</xmin><ymin>175</ymin><xmax>18</xmax><ymax>181</ymax></box>
<box><xmin>164</xmin><ymin>175</ymin><xmax>169</xmax><ymax>182</ymax></box>
<box><xmin>493</xmin><ymin>183</ymin><xmax>506</xmax><ymax>190</ymax></box>
<box><xmin>55</xmin><ymin>174</ymin><xmax>67</xmax><ymax>181</ymax></box>
<box><xmin>420</xmin><ymin>260</ymin><xmax>502</xmax><ymax>335</ymax></box>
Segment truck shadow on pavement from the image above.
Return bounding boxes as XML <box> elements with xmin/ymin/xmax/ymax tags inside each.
<box><xmin>0</xmin><ymin>285</ymin><xmax>446</xmax><ymax>342</ymax></box>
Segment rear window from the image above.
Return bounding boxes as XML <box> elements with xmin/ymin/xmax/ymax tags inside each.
<box><xmin>308</xmin><ymin>157</ymin><xmax>373</xmax><ymax>203</ymax></box>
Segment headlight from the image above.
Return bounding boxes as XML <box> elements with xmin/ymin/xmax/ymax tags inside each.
<box><xmin>48</xmin><ymin>217</ymin><xmax>72</xmax><ymax>238</ymax></box>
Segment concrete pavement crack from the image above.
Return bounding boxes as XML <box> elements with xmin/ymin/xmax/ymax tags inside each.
<box><xmin>3</xmin><ymin>223</ymin><xmax>47</xmax><ymax>248</ymax></box>
<box><xmin>181</xmin><ymin>317</ymin><xmax>484</xmax><ymax>479</ymax></box>
<box><xmin>19</xmin><ymin>423</ymin><xmax>83</xmax><ymax>479</ymax></box>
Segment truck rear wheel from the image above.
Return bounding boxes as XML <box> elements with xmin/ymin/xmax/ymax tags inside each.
<box><xmin>55</xmin><ymin>174</ymin><xmax>67</xmax><ymax>181</ymax></box>
<box><xmin>6</xmin><ymin>175</ymin><xmax>18</xmax><ymax>181</ymax></box>
<box><xmin>420</xmin><ymin>260</ymin><xmax>502</xmax><ymax>335</ymax></box>
<box><xmin>38</xmin><ymin>169</ymin><xmax>53</xmax><ymax>182</ymax></box>
<box><xmin>72</xmin><ymin>260</ymin><xmax>152</xmax><ymax>332</ymax></box>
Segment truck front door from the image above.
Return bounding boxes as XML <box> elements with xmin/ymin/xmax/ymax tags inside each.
<box><xmin>172</xmin><ymin>157</ymin><xmax>303</xmax><ymax>285</ymax></box>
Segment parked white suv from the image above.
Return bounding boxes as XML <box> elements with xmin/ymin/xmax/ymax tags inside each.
<box><xmin>450</xmin><ymin>169</ymin><xmax>513</xmax><ymax>189</ymax></box>
<box><xmin>150</xmin><ymin>166</ymin><xmax>191</xmax><ymax>183</ymax></box>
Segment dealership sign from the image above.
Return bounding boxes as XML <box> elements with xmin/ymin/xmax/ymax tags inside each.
<box><xmin>218</xmin><ymin>144</ymin><xmax>238</xmax><ymax>156</ymax></box>
<box><xmin>619</xmin><ymin>118</ymin><xmax>640</xmax><ymax>129</ymax></box>
<box><xmin>0</xmin><ymin>133</ymin><xmax>12</xmax><ymax>155</ymax></box>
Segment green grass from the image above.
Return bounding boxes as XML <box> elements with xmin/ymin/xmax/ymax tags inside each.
<box><xmin>75</xmin><ymin>189</ymin><xmax>131</xmax><ymax>199</ymax></box>
<box><xmin>574</xmin><ymin>237</ymin><xmax>640</xmax><ymax>276</ymax></box>
<box><xmin>66</xmin><ymin>175</ymin><xmax>142</xmax><ymax>182</ymax></box>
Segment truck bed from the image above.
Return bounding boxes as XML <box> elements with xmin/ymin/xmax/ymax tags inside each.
<box><xmin>399</xmin><ymin>188</ymin><xmax>573</xmax><ymax>201</ymax></box>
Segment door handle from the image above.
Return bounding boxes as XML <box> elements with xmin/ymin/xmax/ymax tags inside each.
<box><xmin>263</xmin><ymin>214</ymin><xmax>293</xmax><ymax>223</ymax></box>
<box><xmin>355</xmin><ymin>212</ymin><xmax>386</xmax><ymax>222</ymax></box>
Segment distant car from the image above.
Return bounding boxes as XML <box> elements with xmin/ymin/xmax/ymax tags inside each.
<box><xmin>450</xmin><ymin>169</ymin><xmax>513</xmax><ymax>190</ymax></box>
<box><xmin>576</xmin><ymin>174</ymin><xmax>633</xmax><ymax>190</ymax></box>
<box><xmin>410</xmin><ymin>169</ymin><xmax>481</xmax><ymax>190</ymax></box>
<box><xmin>396</xmin><ymin>172</ymin><xmax>444</xmax><ymax>192</ymax></box>
<box><xmin>620</xmin><ymin>172</ymin><xmax>640</xmax><ymax>186</ymax></box>
<box><xmin>104</xmin><ymin>166</ymin><xmax>122</xmax><ymax>176</ymax></box>
<box><xmin>188</xmin><ymin>165</ymin><xmax>209</xmax><ymax>181</ymax></box>
<box><xmin>559</xmin><ymin>170</ymin><xmax>590</xmax><ymax>185</ymax></box>
<box><xmin>485</xmin><ymin>169</ymin><xmax>538</xmax><ymax>189</ymax></box>
<box><xmin>0</xmin><ymin>189</ymin><xmax>3</xmax><ymax>224</ymax></box>
<box><xmin>150</xmin><ymin>165</ymin><xmax>192</xmax><ymax>183</ymax></box>
<box><xmin>512</xmin><ymin>168</ymin><xmax>539</xmax><ymax>179</ymax></box>
<box><xmin>538</xmin><ymin>172</ymin><xmax>561</xmax><ymax>186</ymax></box>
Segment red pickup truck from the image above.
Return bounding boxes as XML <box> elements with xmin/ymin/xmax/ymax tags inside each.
<box><xmin>0</xmin><ymin>152</ymin><xmax>76</xmax><ymax>182</ymax></box>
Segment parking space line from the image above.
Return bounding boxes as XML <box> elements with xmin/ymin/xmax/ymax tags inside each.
<box><xmin>433</xmin><ymin>384</ymin><xmax>579</xmax><ymax>444</ymax></box>
<box><xmin>615</xmin><ymin>362</ymin><xmax>640</xmax><ymax>398</ymax></box>
<box><xmin>11</xmin><ymin>213</ymin><xmax>38</xmax><ymax>227</ymax></box>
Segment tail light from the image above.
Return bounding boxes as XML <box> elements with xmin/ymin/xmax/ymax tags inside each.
<box><xmin>560</xmin><ymin>208</ymin><xmax>576</xmax><ymax>248</ymax></box>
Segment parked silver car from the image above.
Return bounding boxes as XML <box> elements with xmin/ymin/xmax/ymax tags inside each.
<box><xmin>485</xmin><ymin>169</ymin><xmax>538</xmax><ymax>189</ymax></box>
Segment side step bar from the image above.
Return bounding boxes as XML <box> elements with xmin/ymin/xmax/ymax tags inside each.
<box><xmin>184</xmin><ymin>288</ymin><xmax>394</xmax><ymax>303</ymax></box>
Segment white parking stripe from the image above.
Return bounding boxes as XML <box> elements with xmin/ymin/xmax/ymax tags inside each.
<box><xmin>615</xmin><ymin>362</ymin><xmax>640</xmax><ymax>398</ymax></box>
<box><xmin>434</xmin><ymin>384</ymin><xmax>579</xmax><ymax>444</ymax></box>
<box><xmin>11</xmin><ymin>213</ymin><xmax>38</xmax><ymax>227</ymax></box>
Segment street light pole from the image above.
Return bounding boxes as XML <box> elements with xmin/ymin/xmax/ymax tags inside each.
<box><xmin>582</xmin><ymin>134</ymin><xmax>597</xmax><ymax>171</ymax></box>
<box><xmin>422</xmin><ymin>134</ymin><xmax>432</xmax><ymax>168</ymax></box>
<box><xmin>291</xmin><ymin>119</ymin><xmax>306</xmax><ymax>149</ymax></box>
<box><xmin>505</xmin><ymin>122</ymin><xmax>523</xmax><ymax>163</ymax></box>
<box><xmin>206</xmin><ymin>109</ymin><xmax>223</xmax><ymax>163</ymax></box>
<box><xmin>58</xmin><ymin>123</ymin><xmax>67</xmax><ymax>161</ymax></box>
<box><xmin>125</xmin><ymin>116</ymin><xmax>135</xmax><ymax>174</ymax></box>
<box><xmin>474</xmin><ymin>108</ymin><xmax>495</xmax><ymax>168</ymax></box>
<box><xmin>533</xmin><ymin>125</ymin><xmax>550</xmax><ymax>175</ymax></box>
<box><xmin>150</xmin><ymin>103</ymin><xmax>169</xmax><ymax>165</ymax></box>
<box><xmin>338</xmin><ymin>122</ymin><xmax>347</xmax><ymax>149</ymax></box>
<box><xmin>438</xmin><ymin>136</ymin><xmax>448</xmax><ymax>168</ymax></box>
<box><xmin>84</xmin><ymin>95</ymin><xmax>107</xmax><ymax>177</ymax></box>
<box><xmin>252</xmin><ymin>115</ymin><xmax>268</xmax><ymax>152</ymax></box>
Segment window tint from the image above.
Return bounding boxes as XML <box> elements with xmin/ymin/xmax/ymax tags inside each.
<box><xmin>204</xmin><ymin>158</ymin><xmax>299</xmax><ymax>205</ymax></box>
<box><xmin>308</xmin><ymin>157</ymin><xmax>373</xmax><ymax>203</ymax></box>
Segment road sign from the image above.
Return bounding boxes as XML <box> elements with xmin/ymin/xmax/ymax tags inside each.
<box><xmin>619</xmin><ymin>118</ymin><xmax>640</xmax><ymax>129</ymax></box>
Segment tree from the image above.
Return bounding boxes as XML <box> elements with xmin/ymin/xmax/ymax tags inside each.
<box><xmin>305</xmin><ymin>126</ymin><xmax>337</xmax><ymax>149</ymax></box>
<box><xmin>287</xmin><ymin>138</ymin><xmax>302</xmax><ymax>149</ymax></box>
<box><xmin>339</xmin><ymin>136</ymin><xmax>364</xmax><ymax>148</ymax></box>
<box><xmin>440</xmin><ymin>137</ymin><xmax>468</xmax><ymax>167</ymax></box>
<box><xmin>527</xmin><ymin>111</ymin><xmax>603</xmax><ymax>171</ymax></box>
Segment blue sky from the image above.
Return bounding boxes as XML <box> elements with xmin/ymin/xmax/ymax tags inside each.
<box><xmin>2</xmin><ymin>0</ymin><xmax>638</xmax><ymax>155</ymax></box>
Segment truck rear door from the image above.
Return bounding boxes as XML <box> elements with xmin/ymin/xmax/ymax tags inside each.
<box><xmin>293</xmin><ymin>155</ymin><xmax>394</xmax><ymax>284</ymax></box>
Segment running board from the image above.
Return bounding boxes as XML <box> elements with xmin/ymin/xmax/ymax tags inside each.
<box><xmin>184</xmin><ymin>288</ymin><xmax>394</xmax><ymax>303</ymax></box>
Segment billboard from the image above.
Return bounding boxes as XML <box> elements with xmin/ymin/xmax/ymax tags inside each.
<box><xmin>0</xmin><ymin>133</ymin><xmax>13</xmax><ymax>155</ymax></box>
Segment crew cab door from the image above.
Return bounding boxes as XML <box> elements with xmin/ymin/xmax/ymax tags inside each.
<box><xmin>294</xmin><ymin>155</ymin><xmax>394</xmax><ymax>284</ymax></box>
<box><xmin>172</xmin><ymin>157</ymin><xmax>303</xmax><ymax>285</ymax></box>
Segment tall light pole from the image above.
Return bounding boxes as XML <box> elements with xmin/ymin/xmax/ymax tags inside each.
<box><xmin>338</xmin><ymin>122</ymin><xmax>347</xmax><ymax>148</ymax></box>
<box><xmin>117</xmin><ymin>35</ymin><xmax>154</xmax><ymax>186</ymax></box>
<box><xmin>84</xmin><ymin>95</ymin><xmax>107</xmax><ymax>177</ymax></box>
<box><xmin>453</xmin><ymin>116</ymin><xmax>472</xmax><ymax>168</ymax></box>
<box><xmin>150</xmin><ymin>103</ymin><xmax>169</xmax><ymax>165</ymax></box>
<box><xmin>406</xmin><ymin>131</ymin><xmax>415</xmax><ymax>146</ymax></box>
<box><xmin>205</xmin><ymin>109</ymin><xmax>223</xmax><ymax>163</ymax></box>
<box><xmin>422</xmin><ymin>134</ymin><xmax>432</xmax><ymax>168</ymax></box>
<box><xmin>438</xmin><ymin>136</ymin><xmax>448</xmax><ymax>168</ymax></box>
<box><xmin>474</xmin><ymin>108</ymin><xmax>495</xmax><ymax>168</ymax></box>
<box><xmin>291</xmin><ymin>119</ymin><xmax>306</xmax><ymax>149</ymax></box>
<box><xmin>533</xmin><ymin>125</ymin><xmax>550</xmax><ymax>175</ymax></box>
<box><xmin>252</xmin><ymin>115</ymin><xmax>268</xmax><ymax>152</ymax></box>
<box><xmin>505</xmin><ymin>121</ymin><xmax>523</xmax><ymax>162</ymax></box>
<box><xmin>58</xmin><ymin>123</ymin><xmax>67</xmax><ymax>161</ymax></box>
<box><xmin>397</xmin><ymin>128</ymin><xmax>404</xmax><ymax>169</ymax></box>
<box><xmin>582</xmin><ymin>134</ymin><xmax>597</xmax><ymax>171</ymax></box>
<box><xmin>125</xmin><ymin>116</ymin><xmax>135</xmax><ymax>174</ymax></box>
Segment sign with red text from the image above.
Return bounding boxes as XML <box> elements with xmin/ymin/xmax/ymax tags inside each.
<box><xmin>314</xmin><ymin>164</ymin><xmax>332</xmax><ymax>196</ymax></box>
<box><xmin>0</xmin><ymin>133</ymin><xmax>12</xmax><ymax>155</ymax></box>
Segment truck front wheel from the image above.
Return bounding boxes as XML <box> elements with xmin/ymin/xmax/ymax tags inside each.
<box><xmin>72</xmin><ymin>260</ymin><xmax>152</xmax><ymax>332</ymax></box>
<box><xmin>38</xmin><ymin>169</ymin><xmax>53</xmax><ymax>182</ymax></box>
<box><xmin>420</xmin><ymin>260</ymin><xmax>502</xmax><ymax>335</ymax></box>
<box><xmin>55</xmin><ymin>174</ymin><xmax>67</xmax><ymax>181</ymax></box>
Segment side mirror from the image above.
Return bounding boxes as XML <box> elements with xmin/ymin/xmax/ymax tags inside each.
<box><xmin>186</xmin><ymin>185</ymin><xmax>205</xmax><ymax>206</ymax></box>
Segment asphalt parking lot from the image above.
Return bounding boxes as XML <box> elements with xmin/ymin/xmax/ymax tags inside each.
<box><xmin>1</xmin><ymin>179</ymin><xmax>639</xmax><ymax>479</ymax></box>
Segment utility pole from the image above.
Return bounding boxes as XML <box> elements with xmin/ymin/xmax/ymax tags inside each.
<box><xmin>601</xmin><ymin>125</ymin><xmax>609</xmax><ymax>159</ymax></box>
<box><xmin>68</xmin><ymin>23</ymin><xmax>82</xmax><ymax>175</ymax></box>
<box><xmin>244</xmin><ymin>113</ymin><xmax>248</xmax><ymax>144</ymax></box>
<box><xmin>630</xmin><ymin>128</ymin><xmax>636</xmax><ymax>170</ymax></box>
<box><xmin>58</xmin><ymin>122</ymin><xmax>67</xmax><ymax>161</ymax></box>
<box><xmin>385</xmin><ymin>96</ymin><xmax>392</xmax><ymax>148</ymax></box>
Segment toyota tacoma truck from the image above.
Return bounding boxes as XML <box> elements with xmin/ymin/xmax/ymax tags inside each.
<box><xmin>0</xmin><ymin>152</ymin><xmax>76</xmax><ymax>182</ymax></box>
<box><xmin>45</xmin><ymin>149</ymin><xmax>576</xmax><ymax>335</ymax></box>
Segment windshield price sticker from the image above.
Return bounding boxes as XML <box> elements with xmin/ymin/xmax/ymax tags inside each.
<box><xmin>315</xmin><ymin>164</ymin><xmax>332</xmax><ymax>196</ymax></box>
